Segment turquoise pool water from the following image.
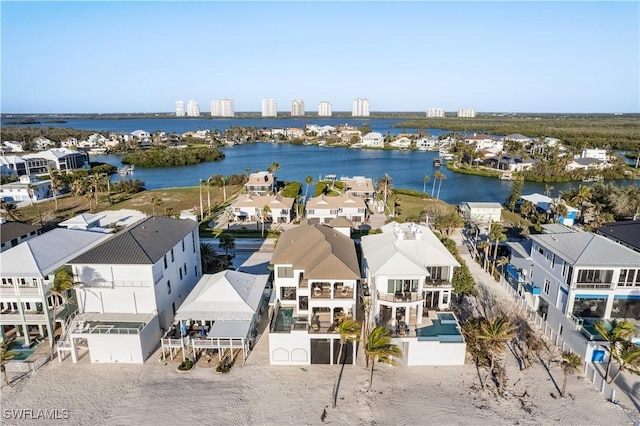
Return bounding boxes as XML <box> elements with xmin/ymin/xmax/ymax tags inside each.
<box><xmin>417</xmin><ymin>314</ymin><xmax>463</xmax><ymax>342</ymax></box>
<box><xmin>580</xmin><ymin>318</ymin><xmax>607</xmax><ymax>341</ymax></box>
<box><xmin>274</xmin><ymin>307</ymin><xmax>294</xmax><ymax>332</ymax></box>
<box><xmin>8</xmin><ymin>338</ymin><xmax>43</xmax><ymax>361</ymax></box>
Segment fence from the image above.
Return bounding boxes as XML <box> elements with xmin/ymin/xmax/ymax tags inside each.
<box><xmin>497</xmin><ymin>275</ymin><xmax>616</xmax><ymax>402</ymax></box>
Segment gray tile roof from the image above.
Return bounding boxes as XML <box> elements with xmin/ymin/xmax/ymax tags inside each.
<box><xmin>0</xmin><ymin>221</ymin><xmax>41</xmax><ymax>244</ymax></box>
<box><xmin>597</xmin><ymin>221</ymin><xmax>640</xmax><ymax>252</ymax></box>
<box><xmin>529</xmin><ymin>232</ymin><xmax>640</xmax><ymax>267</ymax></box>
<box><xmin>69</xmin><ymin>216</ymin><xmax>197</xmax><ymax>265</ymax></box>
<box><xmin>271</xmin><ymin>223</ymin><xmax>361</xmax><ymax>280</ymax></box>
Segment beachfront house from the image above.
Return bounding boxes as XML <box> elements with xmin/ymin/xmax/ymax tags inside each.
<box><xmin>0</xmin><ymin>155</ymin><xmax>27</xmax><ymax>176</ymax></box>
<box><xmin>229</xmin><ymin>193</ymin><xmax>295</xmax><ymax>223</ymax></box>
<box><xmin>504</xmin><ymin>230</ymin><xmax>640</xmax><ymax>363</ymax></box>
<box><xmin>519</xmin><ymin>193</ymin><xmax>579</xmax><ymax>226</ymax></box>
<box><xmin>22</xmin><ymin>148</ymin><xmax>89</xmax><ymax>173</ymax></box>
<box><xmin>0</xmin><ymin>228</ymin><xmax>110</xmax><ymax>350</ymax></box>
<box><xmin>58</xmin><ymin>217</ymin><xmax>201</xmax><ymax>363</ymax></box>
<box><xmin>390</xmin><ymin>137</ymin><xmax>411</xmax><ymax>149</ymax></box>
<box><xmin>244</xmin><ymin>171</ymin><xmax>276</xmax><ymax>195</ymax></box>
<box><xmin>305</xmin><ymin>194</ymin><xmax>367</xmax><ymax>224</ymax></box>
<box><xmin>269</xmin><ymin>222</ymin><xmax>361</xmax><ymax>365</ymax></box>
<box><xmin>162</xmin><ymin>270</ymin><xmax>269</xmax><ymax>365</ymax></box>
<box><xmin>360</xmin><ymin>222</ymin><xmax>465</xmax><ymax>366</ymax></box>
<box><xmin>0</xmin><ymin>219</ymin><xmax>41</xmax><ymax>252</ymax></box>
<box><xmin>0</xmin><ymin>175</ymin><xmax>52</xmax><ymax>203</ymax></box>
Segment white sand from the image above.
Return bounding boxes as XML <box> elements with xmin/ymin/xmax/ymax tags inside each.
<box><xmin>3</xmin><ymin>227</ymin><xmax>638</xmax><ymax>425</ymax></box>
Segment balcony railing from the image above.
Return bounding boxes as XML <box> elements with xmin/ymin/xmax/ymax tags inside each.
<box><xmin>574</xmin><ymin>282</ymin><xmax>613</xmax><ymax>290</ymax></box>
<box><xmin>423</xmin><ymin>280</ymin><xmax>452</xmax><ymax>288</ymax></box>
<box><xmin>309</xmin><ymin>286</ymin><xmax>354</xmax><ymax>299</ymax></box>
<box><xmin>378</xmin><ymin>292</ymin><xmax>424</xmax><ymax>303</ymax></box>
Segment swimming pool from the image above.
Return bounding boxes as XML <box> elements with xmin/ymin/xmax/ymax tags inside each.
<box><xmin>580</xmin><ymin>318</ymin><xmax>607</xmax><ymax>341</ymax></box>
<box><xmin>273</xmin><ymin>307</ymin><xmax>294</xmax><ymax>332</ymax></box>
<box><xmin>7</xmin><ymin>338</ymin><xmax>44</xmax><ymax>361</ymax></box>
<box><xmin>416</xmin><ymin>314</ymin><xmax>464</xmax><ymax>342</ymax></box>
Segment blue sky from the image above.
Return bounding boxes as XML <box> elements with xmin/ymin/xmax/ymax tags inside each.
<box><xmin>1</xmin><ymin>1</ymin><xmax>638</xmax><ymax>113</ymax></box>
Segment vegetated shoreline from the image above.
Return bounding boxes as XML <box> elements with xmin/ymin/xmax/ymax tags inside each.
<box><xmin>120</xmin><ymin>147</ymin><xmax>225</xmax><ymax>168</ymax></box>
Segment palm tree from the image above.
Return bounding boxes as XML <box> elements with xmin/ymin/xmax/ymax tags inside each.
<box><xmin>422</xmin><ymin>174</ymin><xmax>430</xmax><ymax>195</ymax></box>
<box><xmin>150</xmin><ymin>196</ymin><xmax>163</xmax><ymax>215</ymax></box>
<box><xmin>331</xmin><ymin>316</ymin><xmax>361</xmax><ymax>408</ymax></box>
<box><xmin>48</xmin><ymin>169</ymin><xmax>61</xmax><ymax>211</ymax></box>
<box><xmin>571</xmin><ymin>185</ymin><xmax>592</xmax><ymax>206</ymax></box>
<box><xmin>377</xmin><ymin>174</ymin><xmax>393</xmax><ymax>214</ymax></box>
<box><xmin>477</xmin><ymin>317</ymin><xmax>516</xmax><ymax>394</ymax></box>
<box><xmin>560</xmin><ymin>351</ymin><xmax>582</xmax><ymax>397</ymax></box>
<box><xmin>261</xmin><ymin>204</ymin><xmax>271</xmax><ymax>238</ymax></box>
<box><xmin>304</xmin><ymin>176</ymin><xmax>314</xmax><ymax>201</ymax></box>
<box><xmin>268</xmin><ymin>162</ymin><xmax>280</xmax><ymax>174</ymax></box>
<box><xmin>1</xmin><ymin>337</ymin><xmax>18</xmax><ymax>388</ymax></box>
<box><xmin>608</xmin><ymin>341</ymin><xmax>640</xmax><ymax>384</ymax></box>
<box><xmin>364</xmin><ymin>325</ymin><xmax>402</xmax><ymax>392</ymax></box>
<box><xmin>544</xmin><ymin>184</ymin><xmax>555</xmax><ymax>197</ymax></box>
<box><xmin>0</xmin><ymin>200</ymin><xmax>23</xmax><ymax>221</ymax></box>
<box><xmin>434</xmin><ymin>171</ymin><xmax>446</xmax><ymax>200</ymax></box>
<box><xmin>70</xmin><ymin>178</ymin><xmax>86</xmax><ymax>197</ymax></box>
<box><xmin>200</xmin><ymin>242</ymin><xmax>217</xmax><ymax>273</ymax></box>
<box><xmin>489</xmin><ymin>223</ymin><xmax>507</xmax><ymax>276</ymax></box>
<box><xmin>219</xmin><ymin>233</ymin><xmax>235</xmax><ymax>256</ymax></box>
<box><xmin>51</xmin><ymin>267</ymin><xmax>76</xmax><ymax>304</ymax></box>
<box><xmin>431</xmin><ymin>173</ymin><xmax>437</xmax><ymax>197</ymax></box>
<box><xmin>477</xmin><ymin>241</ymin><xmax>491</xmax><ymax>271</ymax></box>
<box><xmin>497</xmin><ymin>256</ymin><xmax>509</xmax><ymax>277</ymax></box>
<box><xmin>594</xmin><ymin>319</ymin><xmax>636</xmax><ymax>382</ymax></box>
<box><xmin>90</xmin><ymin>173</ymin><xmax>103</xmax><ymax>204</ymax></box>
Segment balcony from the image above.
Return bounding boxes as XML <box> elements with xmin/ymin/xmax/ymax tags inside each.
<box><xmin>378</xmin><ymin>292</ymin><xmax>424</xmax><ymax>303</ymax></box>
<box><xmin>309</xmin><ymin>285</ymin><xmax>354</xmax><ymax>299</ymax></box>
<box><xmin>423</xmin><ymin>279</ymin><xmax>452</xmax><ymax>288</ymax></box>
<box><xmin>574</xmin><ymin>282</ymin><xmax>613</xmax><ymax>290</ymax></box>
<box><xmin>299</xmin><ymin>278</ymin><xmax>308</xmax><ymax>289</ymax></box>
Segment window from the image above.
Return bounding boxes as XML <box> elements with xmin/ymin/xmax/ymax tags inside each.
<box><xmin>538</xmin><ymin>247</ymin><xmax>544</xmax><ymax>255</ymax></box>
<box><xmin>307</xmin><ymin>209</ymin><xmax>314</xmax><ymax>215</ymax></box>
<box><xmin>544</xmin><ymin>279</ymin><xmax>551</xmax><ymax>295</ymax></box>
<box><xmin>171</xmin><ymin>249</ymin><xmax>175</xmax><ymax>262</ymax></box>
<box><xmin>182</xmin><ymin>238</ymin><xmax>185</xmax><ymax>252</ymax></box>
<box><xmin>172</xmin><ymin>302</ymin><xmax>176</xmax><ymax>316</ymax></box>
<box><xmin>426</xmin><ymin>267</ymin><xmax>443</xmax><ymax>281</ymax></box>
<box><xmin>167</xmin><ymin>281</ymin><xmax>171</xmax><ymax>294</ymax></box>
<box><xmin>576</xmin><ymin>269</ymin><xmax>613</xmax><ymax>284</ymax></box>
<box><xmin>184</xmin><ymin>263</ymin><xmax>187</xmax><ymax>275</ymax></box>
<box><xmin>551</xmin><ymin>254</ymin><xmax>556</xmax><ymax>269</ymax></box>
<box><xmin>195</xmin><ymin>265</ymin><xmax>198</xmax><ymax>277</ymax></box>
<box><xmin>442</xmin><ymin>292</ymin><xmax>449</xmax><ymax>305</ymax></box>
<box><xmin>281</xmin><ymin>287</ymin><xmax>297</xmax><ymax>300</ymax></box>
<box><xmin>618</xmin><ymin>269</ymin><xmax>640</xmax><ymax>287</ymax></box>
<box><xmin>179</xmin><ymin>269</ymin><xmax>183</xmax><ymax>280</ymax></box>
<box><xmin>562</xmin><ymin>262</ymin><xmax>568</xmax><ymax>277</ymax></box>
<box><xmin>387</xmin><ymin>279</ymin><xmax>419</xmax><ymax>293</ymax></box>
<box><xmin>164</xmin><ymin>255</ymin><xmax>168</xmax><ymax>269</ymax></box>
<box><xmin>278</xmin><ymin>266</ymin><xmax>294</xmax><ymax>278</ymax></box>
<box><xmin>192</xmin><ymin>230</ymin><xmax>196</xmax><ymax>253</ymax></box>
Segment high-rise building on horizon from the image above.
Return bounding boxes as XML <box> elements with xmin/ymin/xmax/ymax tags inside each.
<box><xmin>318</xmin><ymin>101</ymin><xmax>332</xmax><ymax>117</ymax></box>
<box><xmin>352</xmin><ymin>98</ymin><xmax>370</xmax><ymax>117</ymax></box>
<box><xmin>262</xmin><ymin>98</ymin><xmax>277</xmax><ymax>117</ymax></box>
<box><xmin>426</xmin><ymin>108</ymin><xmax>445</xmax><ymax>118</ymax></box>
<box><xmin>210</xmin><ymin>99</ymin><xmax>235</xmax><ymax>117</ymax></box>
<box><xmin>457</xmin><ymin>108</ymin><xmax>476</xmax><ymax>118</ymax></box>
<box><xmin>187</xmin><ymin>100</ymin><xmax>200</xmax><ymax>117</ymax></box>
<box><xmin>291</xmin><ymin>99</ymin><xmax>305</xmax><ymax>117</ymax></box>
<box><xmin>175</xmin><ymin>101</ymin><xmax>185</xmax><ymax>117</ymax></box>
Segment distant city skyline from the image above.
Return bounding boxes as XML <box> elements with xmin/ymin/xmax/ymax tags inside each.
<box><xmin>1</xmin><ymin>2</ymin><xmax>638</xmax><ymax>114</ymax></box>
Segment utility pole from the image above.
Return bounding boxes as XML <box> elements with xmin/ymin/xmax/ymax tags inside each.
<box><xmin>199</xmin><ymin>179</ymin><xmax>203</xmax><ymax>221</ymax></box>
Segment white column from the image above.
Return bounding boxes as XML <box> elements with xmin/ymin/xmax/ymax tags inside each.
<box><xmin>604</xmin><ymin>295</ymin><xmax>614</xmax><ymax>319</ymax></box>
<box><xmin>391</xmin><ymin>306</ymin><xmax>397</xmax><ymax>327</ymax></box>
<box><xmin>416</xmin><ymin>304</ymin><xmax>423</xmax><ymax>325</ymax></box>
<box><xmin>70</xmin><ymin>339</ymin><xmax>78</xmax><ymax>363</ymax></box>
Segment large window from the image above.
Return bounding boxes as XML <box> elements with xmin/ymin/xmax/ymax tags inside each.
<box><xmin>281</xmin><ymin>287</ymin><xmax>296</xmax><ymax>301</ymax></box>
<box><xmin>543</xmin><ymin>279</ymin><xmax>551</xmax><ymax>295</ymax></box>
<box><xmin>277</xmin><ymin>266</ymin><xmax>294</xmax><ymax>278</ymax></box>
<box><xmin>576</xmin><ymin>269</ymin><xmax>613</xmax><ymax>284</ymax></box>
<box><xmin>426</xmin><ymin>267</ymin><xmax>444</xmax><ymax>281</ymax></box>
<box><xmin>387</xmin><ymin>279</ymin><xmax>419</xmax><ymax>293</ymax></box>
<box><xmin>618</xmin><ymin>269</ymin><xmax>640</xmax><ymax>287</ymax></box>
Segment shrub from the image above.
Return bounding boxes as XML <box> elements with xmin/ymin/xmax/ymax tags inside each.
<box><xmin>178</xmin><ymin>358</ymin><xmax>194</xmax><ymax>371</ymax></box>
<box><xmin>216</xmin><ymin>360</ymin><xmax>232</xmax><ymax>373</ymax></box>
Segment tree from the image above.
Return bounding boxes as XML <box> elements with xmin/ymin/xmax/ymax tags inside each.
<box><xmin>608</xmin><ymin>341</ymin><xmax>640</xmax><ymax>384</ymax></box>
<box><xmin>200</xmin><ymin>243</ymin><xmax>217</xmax><ymax>273</ymax></box>
<box><xmin>434</xmin><ymin>170</ymin><xmax>446</xmax><ymax>200</ymax></box>
<box><xmin>452</xmin><ymin>262</ymin><xmax>478</xmax><ymax>297</ymax></box>
<box><xmin>51</xmin><ymin>267</ymin><xmax>76</xmax><ymax>304</ymax></box>
<box><xmin>519</xmin><ymin>200</ymin><xmax>535</xmax><ymax>218</ymax></box>
<box><xmin>150</xmin><ymin>196</ymin><xmax>163</xmax><ymax>216</ymax></box>
<box><xmin>497</xmin><ymin>256</ymin><xmax>509</xmax><ymax>277</ymax></box>
<box><xmin>544</xmin><ymin>184</ymin><xmax>555</xmax><ymax>198</ymax></box>
<box><xmin>1</xmin><ymin>337</ymin><xmax>18</xmax><ymax>388</ymax></box>
<box><xmin>571</xmin><ymin>185</ymin><xmax>592</xmax><ymax>206</ymax></box>
<box><xmin>364</xmin><ymin>325</ymin><xmax>402</xmax><ymax>392</ymax></box>
<box><xmin>0</xmin><ymin>200</ymin><xmax>23</xmax><ymax>222</ymax></box>
<box><xmin>49</xmin><ymin>169</ymin><xmax>62</xmax><ymax>211</ymax></box>
<box><xmin>489</xmin><ymin>223</ymin><xmax>507</xmax><ymax>276</ymax></box>
<box><xmin>477</xmin><ymin>241</ymin><xmax>491</xmax><ymax>271</ymax></box>
<box><xmin>90</xmin><ymin>173</ymin><xmax>103</xmax><ymax>204</ymax></box>
<box><xmin>331</xmin><ymin>316</ymin><xmax>361</xmax><ymax>408</ymax></box>
<box><xmin>267</xmin><ymin>162</ymin><xmax>280</xmax><ymax>173</ymax></box>
<box><xmin>594</xmin><ymin>319</ymin><xmax>636</xmax><ymax>382</ymax></box>
<box><xmin>560</xmin><ymin>351</ymin><xmax>582</xmax><ymax>398</ymax></box>
<box><xmin>477</xmin><ymin>317</ymin><xmax>516</xmax><ymax>394</ymax></box>
<box><xmin>376</xmin><ymin>174</ymin><xmax>393</xmax><ymax>215</ymax></box>
<box><xmin>219</xmin><ymin>233</ymin><xmax>235</xmax><ymax>256</ymax></box>
<box><xmin>422</xmin><ymin>174</ymin><xmax>430</xmax><ymax>195</ymax></box>
<box><xmin>505</xmin><ymin>179</ymin><xmax>524</xmax><ymax>212</ymax></box>
<box><xmin>304</xmin><ymin>176</ymin><xmax>314</xmax><ymax>201</ymax></box>
<box><xmin>261</xmin><ymin>204</ymin><xmax>271</xmax><ymax>238</ymax></box>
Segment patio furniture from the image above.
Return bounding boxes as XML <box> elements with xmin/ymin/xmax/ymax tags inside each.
<box><xmin>341</xmin><ymin>286</ymin><xmax>349</xmax><ymax>296</ymax></box>
<box><xmin>314</xmin><ymin>287</ymin><xmax>322</xmax><ymax>296</ymax></box>
<box><xmin>311</xmin><ymin>323</ymin><xmax>319</xmax><ymax>332</ymax></box>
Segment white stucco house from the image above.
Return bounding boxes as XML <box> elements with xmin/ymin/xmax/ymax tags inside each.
<box><xmin>361</xmin><ymin>132</ymin><xmax>384</xmax><ymax>148</ymax></box>
<box><xmin>229</xmin><ymin>193</ymin><xmax>295</xmax><ymax>223</ymax></box>
<box><xmin>360</xmin><ymin>222</ymin><xmax>465</xmax><ymax>366</ymax></box>
<box><xmin>459</xmin><ymin>202</ymin><xmax>503</xmax><ymax>224</ymax></box>
<box><xmin>58</xmin><ymin>217</ymin><xmax>201</xmax><ymax>363</ymax></box>
<box><xmin>269</xmin><ymin>223</ymin><xmax>361</xmax><ymax>365</ymax></box>
<box><xmin>305</xmin><ymin>194</ymin><xmax>367</xmax><ymax>224</ymax></box>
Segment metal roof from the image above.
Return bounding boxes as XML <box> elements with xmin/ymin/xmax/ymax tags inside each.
<box><xmin>597</xmin><ymin>221</ymin><xmax>640</xmax><ymax>252</ymax></box>
<box><xmin>69</xmin><ymin>216</ymin><xmax>197</xmax><ymax>265</ymax></box>
<box><xmin>529</xmin><ymin>232</ymin><xmax>640</xmax><ymax>267</ymax></box>
<box><xmin>0</xmin><ymin>228</ymin><xmax>109</xmax><ymax>277</ymax></box>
